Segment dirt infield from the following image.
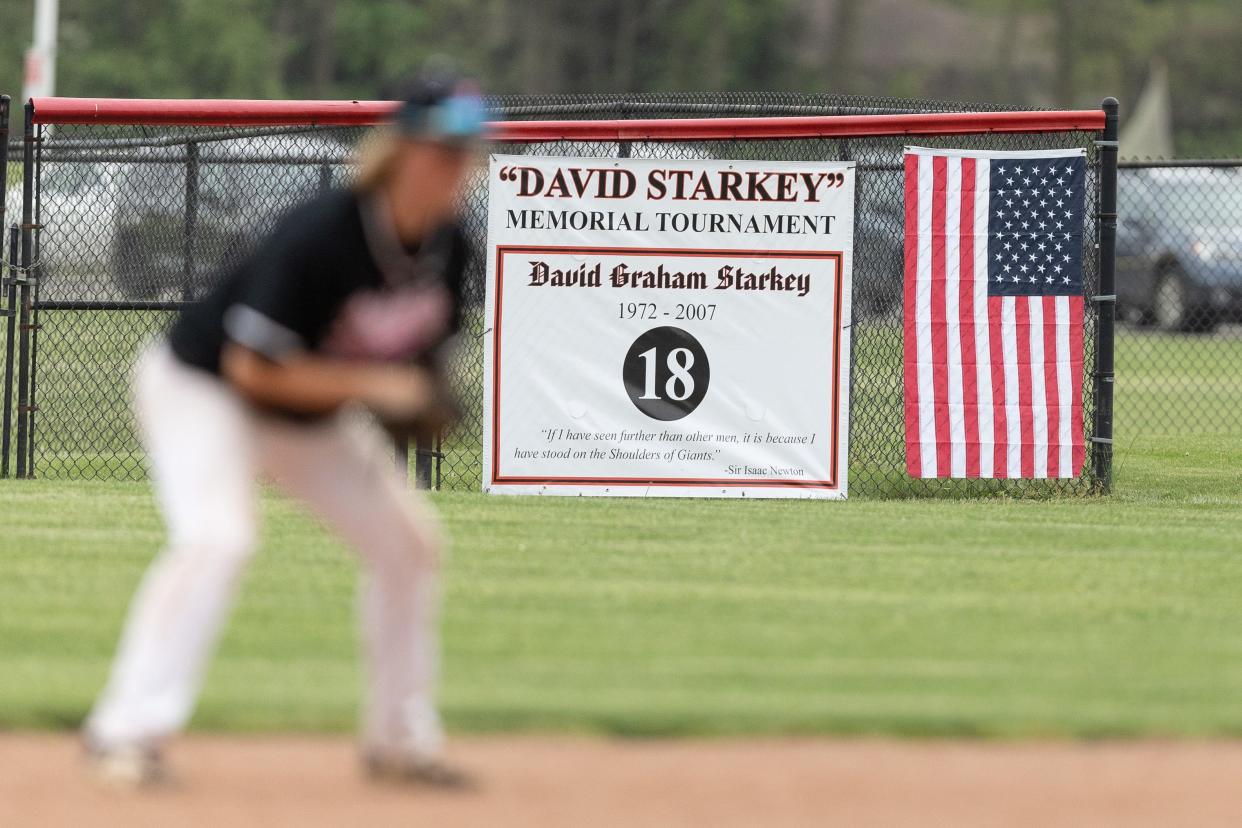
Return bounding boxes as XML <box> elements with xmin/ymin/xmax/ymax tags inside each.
<box><xmin>3</xmin><ymin>734</ymin><xmax>1241</xmax><ymax>827</ymax></box>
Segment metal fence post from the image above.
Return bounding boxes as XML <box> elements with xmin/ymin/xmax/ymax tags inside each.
<box><xmin>0</xmin><ymin>95</ymin><xmax>11</xmax><ymax>478</ymax></box>
<box><xmin>0</xmin><ymin>95</ymin><xmax>7</xmax><ymax>236</ymax></box>
<box><xmin>2</xmin><ymin>225</ymin><xmax>15</xmax><ymax>479</ymax></box>
<box><xmin>14</xmin><ymin>102</ymin><xmax>36</xmax><ymax>478</ymax></box>
<box><xmin>1092</xmin><ymin>97</ymin><xmax>1119</xmax><ymax>493</ymax></box>
<box><xmin>395</xmin><ymin>435</ymin><xmax>410</xmax><ymax>481</ymax></box>
<box><xmin>414</xmin><ymin>432</ymin><xmax>432</xmax><ymax>489</ymax></box>
<box><xmin>27</xmin><ymin>120</ymin><xmax>44</xmax><ymax>476</ymax></box>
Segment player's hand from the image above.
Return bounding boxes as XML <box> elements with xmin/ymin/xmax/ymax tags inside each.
<box><xmin>361</xmin><ymin>366</ymin><xmax>437</xmax><ymax>424</ymax></box>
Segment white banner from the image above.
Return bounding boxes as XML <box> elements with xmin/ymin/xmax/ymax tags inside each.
<box><xmin>483</xmin><ymin>155</ymin><xmax>855</xmax><ymax>498</ymax></box>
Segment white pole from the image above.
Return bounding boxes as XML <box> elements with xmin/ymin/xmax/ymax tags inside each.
<box><xmin>22</xmin><ymin>0</ymin><xmax>60</xmax><ymax>102</ymax></box>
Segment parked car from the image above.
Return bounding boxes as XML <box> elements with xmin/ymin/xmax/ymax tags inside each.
<box><xmin>6</xmin><ymin>134</ymin><xmax>350</xmax><ymax>303</ymax></box>
<box><xmin>5</xmin><ymin>158</ymin><xmax>123</xmax><ymax>302</ymax></box>
<box><xmin>109</xmin><ymin>134</ymin><xmax>350</xmax><ymax>300</ymax></box>
<box><xmin>1117</xmin><ymin>167</ymin><xmax>1242</xmax><ymax>332</ymax></box>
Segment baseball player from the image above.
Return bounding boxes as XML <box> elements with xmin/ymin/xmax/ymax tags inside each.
<box><xmin>83</xmin><ymin>72</ymin><xmax>484</xmax><ymax>788</ymax></box>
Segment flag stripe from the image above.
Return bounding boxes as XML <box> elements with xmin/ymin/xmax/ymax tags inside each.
<box><xmin>916</xmin><ymin>155</ymin><xmax>937</xmax><ymax>477</ymax></box>
<box><xmin>1069</xmin><ymin>295</ymin><xmax>1086</xmax><ymax>474</ymax></box>
<box><xmin>930</xmin><ymin>155</ymin><xmax>951</xmax><ymax>477</ymax></box>
<box><xmin>945</xmin><ymin>158</ymin><xmax>966</xmax><ymax>477</ymax></box>
<box><xmin>1028</xmin><ymin>295</ymin><xmax>1048</xmax><ymax>478</ymax></box>
<box><xmin>989</xmin><ymin>295</ymin><xmax>1010</xmax><ymax>478</ymax></box>
<box><xmin>902</xmin><ymin>153</ymin><xmax>922</xmax><ymax>477</ymax></box>
<box><xmin>973</xmin><ymin>159</ymin><xmax>994</xmax><ymax>479</ymax></box>
<box><xmin>1002</xmin><ymin>297</ymin><xmax>1022</xmax><ymax>478</ymax></box>
<box><xmin>1043</xmin><ymin>295</ymin><xmax>1062</xmax><ymax>478</ymax></box>
<box><xmin>958</xmin><ymin>157</ymin><xmax>980</xmax><ymax>478</ymax></box>
<box><xmin>1055</xmin><ymin>295</ymin><xmax>1073</xmax><ymax>477</ymax></box>
<box><xmin>1015</xmin><ymin>297</ymin><xmax>1034</xmax><ymax>478</ymax></box>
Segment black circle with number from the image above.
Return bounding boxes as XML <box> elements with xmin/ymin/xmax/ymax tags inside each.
<box><xmin>622</xmin><ymin>326</ymin><xmax>710</xmax><ymax>421</ymax></box>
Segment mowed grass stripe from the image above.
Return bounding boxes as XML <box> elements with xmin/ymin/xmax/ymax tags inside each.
<box><xmin>2</xmin><ymin>430</ymin><xmax>1241</xmax><ymax>739</ymax></box>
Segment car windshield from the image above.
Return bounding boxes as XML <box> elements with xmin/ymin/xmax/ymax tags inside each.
<box><xmin>1154</xmin><ymin>178</ymin><xmax>1242</xmax><ymax>228</ymax></box>
<box><xmin>43</xmin><ymin>163</ymin><xmax>107</xmax><ymax>196</ymax></box>
<box><xmin>200</xmin><ymin>162</ymin><xmax>323</xmax><ymax>213</ymax></box>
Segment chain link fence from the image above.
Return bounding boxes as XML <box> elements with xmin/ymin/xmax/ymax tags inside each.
<box><xmin>1113</xmin><ymin>161</ymin><xmax>1242</xmax><ymax>449</ymax></box>
<box><xmin>0</xmin><ymin>92</ymin><xmax>1132</xmax><ymax>495</ymax></box>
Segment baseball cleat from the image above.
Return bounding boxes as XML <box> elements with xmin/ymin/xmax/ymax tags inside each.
<box><xmin>84</xmin><ymin>738</ymin><xmax>173</xmax><ymax>789</ymax></box>
<box><xmin>362</xmin><ymin>751</ymin><xmax>476</xmax><ymax>790</ymax></box>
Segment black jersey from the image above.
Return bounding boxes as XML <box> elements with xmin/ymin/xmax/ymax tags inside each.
<box><xmin>168</xmin><ymin>188</ymin><xmax>468</xmax><ymax>377</ymax></box>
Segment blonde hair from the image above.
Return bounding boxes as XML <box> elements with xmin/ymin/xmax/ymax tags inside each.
<box><xmin>352</xmin><ymin>127</ymin><xmax>401</xmax><ymax>193</ymax></box>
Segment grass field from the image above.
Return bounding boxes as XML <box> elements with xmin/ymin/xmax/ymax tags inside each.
<box><xmin>1</xmin><ymin>422</ymin><xmax>1239</xmax><ymax>739</ymax></box>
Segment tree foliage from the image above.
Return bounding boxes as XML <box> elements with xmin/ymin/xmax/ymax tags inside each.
<box><xmin>0</xmin><ymin>0</ymin><xmax>1238</xmax><ymax>155</ymax></box>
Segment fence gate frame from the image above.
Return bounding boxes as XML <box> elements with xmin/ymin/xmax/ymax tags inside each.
<box><xmin>1</xmin><ymin>94</ymin><xmax>10</xmax><ymax>479</ymax></box>
<box><xmin>1</xmin><ymin>95</ymin><xmax>1117</xmax><ymax>493</ymax></box>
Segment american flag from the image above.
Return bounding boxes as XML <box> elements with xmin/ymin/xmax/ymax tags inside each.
<box><xmin>903</xmin><ymin>147</ymin><xmax>1086</xmax><ymax>479</ymax></box>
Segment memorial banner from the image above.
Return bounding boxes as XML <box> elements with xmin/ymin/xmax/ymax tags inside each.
<box><xmin>483</xmin><ymin>155</ymin><xmax>855</xmax><ymax>498</ymax></box>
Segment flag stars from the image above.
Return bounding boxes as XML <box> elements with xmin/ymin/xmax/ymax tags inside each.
<box><xmin>974</xmin><ymin>154</ymin><xmax>1082</xmax><ymax>294</ymax></box>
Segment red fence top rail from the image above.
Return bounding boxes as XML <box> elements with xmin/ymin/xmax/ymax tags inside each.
<box><xmin>29</xmin><ymin>97</ymin><xmax>1106</xmax><ymax>138</ymax></box>
<box><xmin>493</xmin><ymin>110</ymin><xmax>1105</xmax><ymax>140</ymax></box>
<box><xmin>30</xmin><ymin>97</ymin><xmax>398</xmax><ymax>127</ymax></box>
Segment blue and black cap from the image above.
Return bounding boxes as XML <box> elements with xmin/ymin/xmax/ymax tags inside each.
<box><xmin>393</xmin><ymin>71</ymin><xmax>486</xmax><ymax>144</ymax></box>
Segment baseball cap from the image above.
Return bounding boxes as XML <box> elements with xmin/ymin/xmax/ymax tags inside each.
<box><xmin>393</xmin><ymin>71</ymin><xmax>486</xmax><ymax>144</ymax></box>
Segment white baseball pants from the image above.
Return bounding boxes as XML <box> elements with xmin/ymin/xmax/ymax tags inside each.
<box><xmin>87</xmin><ymin>342</ymin><xmax>444</xmax><ymax>757</ymax></box>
